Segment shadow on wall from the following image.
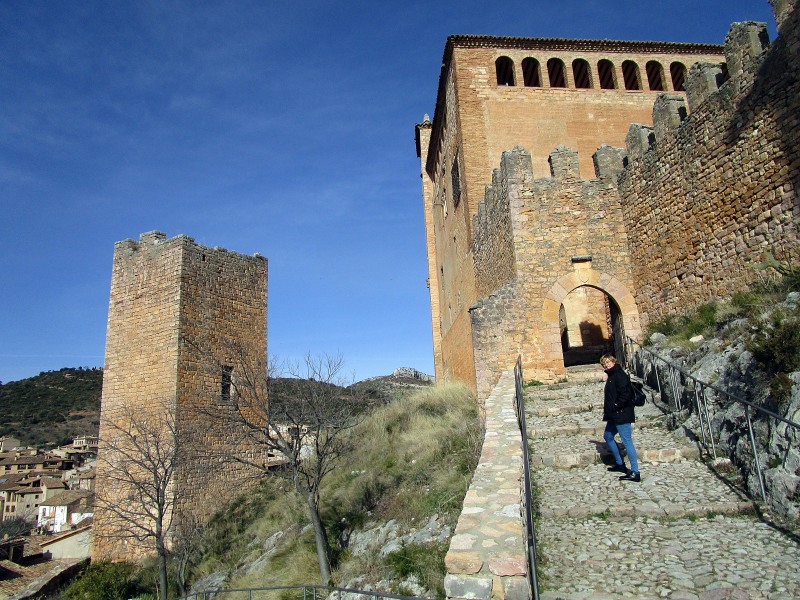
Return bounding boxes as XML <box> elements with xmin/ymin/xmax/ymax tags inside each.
<box><xmin>562</xmin><ymin>321</ymin><xmax>608</xmax><ymax>367</ymax></box>
<box><xmin>727</xmin><ymin>6</ymin><xmax>800</xmax><ymax>262</ymax></box>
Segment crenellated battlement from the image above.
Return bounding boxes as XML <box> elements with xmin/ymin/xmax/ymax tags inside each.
<box><xmin>616</xmin><ymin>14</ymin><xmax>800</xmax><ymax>325</ymax></box>
<box><xmin>470</xmin><ymin>143</ymin><xmax>639</xmax><ymax>393</ymax></box>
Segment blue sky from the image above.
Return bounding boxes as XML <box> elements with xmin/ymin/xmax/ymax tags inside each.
<box><xmin>0</xmin><ymin>1</ymin><xmax>778</xmax><ymax>384</ymax></box>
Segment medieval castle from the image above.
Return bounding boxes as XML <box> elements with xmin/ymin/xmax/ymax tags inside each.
<box><xmin>416</xmin><ymin>1</ymin><xmax>799</xmax><ymax>399</ymax></box>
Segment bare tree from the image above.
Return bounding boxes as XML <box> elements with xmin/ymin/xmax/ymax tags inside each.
<box><xmin>94</xmin><ymin>404</ymin><xmax>181</xmax><ymax>600</ymax></box>
<box><xmin>200</xmin><ymin>347</ymin><xmax>367</xmax><ymax>584</ymax></box>
<box><xmin>173</xmin><ymin>513</ymin><xmax>205</xmax><ymax>598</ymax></box>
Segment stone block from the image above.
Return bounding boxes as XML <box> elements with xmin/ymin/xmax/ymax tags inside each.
<box><xmin>652</xmin><ymin>94</ymin><xmax>687</xmax><ymax>144</ymax></box>
<box><xmin>445</xmin><ymin>574</ymin><xmax>494</xmax><ymax>600</ymax></box>
<box><xmin>684</xmin><ymin>63</ymin><xmax>724</xmax><ymax>112</ymax></box>
<box><xmin>724</xmin><ymin>21</ymin><xmax>770</xmax><ymax>83</ymax></box>
<box><xmin>489</xmin><ymin>547</ymin><xmax>527</xmax><ymax>577</ymax></box>
<box><xmin>625</xmin><ymin>124</ymin><xmax>654</xmax><ymax>160</ymax></box>
<box><xmin>592</xmin><ymin>145</ymin><xmax>626</xmax><ymax>180</ymax></box>
<box><xmin>446</xmin><ymin>551</ymin><xmax>485</xmax><ymax>575</ymax></box>
<box><xmin>548</xmin><ymin>145</ymin><xmax>580</xmax><ymax>179</ymax></box>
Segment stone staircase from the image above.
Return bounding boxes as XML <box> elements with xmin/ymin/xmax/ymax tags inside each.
<box><xmin>526</xmin><ymin>366</ymin><xmax>800</xmax><ymax>599</ymax></box>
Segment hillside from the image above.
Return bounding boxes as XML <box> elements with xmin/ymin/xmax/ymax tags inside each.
<box><xmin>0</xmin><ymin>367</ymin><xmax>102</xmax><ymax>447</ymax></box>
<box><xmin>0</xmin><ymin>367</ymin><xmax>431</xmax><ymax>450</ymax></box>
<box><xmin>187</xmin><ymin>381</ymin><xmax>478</xmax><ymax>599</ymax></box>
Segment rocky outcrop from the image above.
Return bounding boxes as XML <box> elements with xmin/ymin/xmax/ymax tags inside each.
<box><xmin>635</xmin><ymin>293</ymin><xmax>800</xmax><ymax>521</ymax></box>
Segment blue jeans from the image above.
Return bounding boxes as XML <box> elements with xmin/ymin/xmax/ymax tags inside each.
<box><xmin>604</xmin><ymin>421</ymin><xmax>639</xmax><ymax>474</ymax></box>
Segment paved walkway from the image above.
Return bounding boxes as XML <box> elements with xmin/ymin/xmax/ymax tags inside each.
<box><xmin>528</xmin><ymin>366</ymin><xmax>800</xmax><ymax>599</ymax></box>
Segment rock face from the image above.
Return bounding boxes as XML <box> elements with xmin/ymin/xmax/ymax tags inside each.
<box><xmin>635</xmin><ymin>294</ymin><xmax>800</xmax><ymax>521</ymax></box>
<box><xmin>391</xmin><ymin>368</ymin><xmax>434</xmax><ymax>383</ymax></box>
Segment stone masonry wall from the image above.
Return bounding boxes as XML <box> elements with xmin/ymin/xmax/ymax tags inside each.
<box><xmin>470</xmin><ymin>146</ymin><xmax>641</xmax><ymax>397</ymax></box>
<box><xmin>444</xmin><ymin>369</ymin><xmax>528</xmax><ymax>600</ymax></box>
<box><xmin>175</xmin><ymin>238</ymin><xmax>268</xmax><ymax>527</ymax></box>
<box><xmin>617</xmin><ymin>12</ymin><xmax>800</xmax><ymax>325</ymax></box>
<box><xmin>472</xmin><ymin>157</ymin><xmax>518</xmax><ymax>299</ymax></box>
<box><xmin>433</xmin><ymin>60</ymin><xmax>478</xmax><ymax>388</ymax></box>
<box><xmin>93</xmin><ymin>231</ymin><xmax>267</xmax><ymax>561</ymax></box>
<box><xmin>94</xmin><ymin>231</ymin><xmax>184</xmax><ymax>560</ymax></box>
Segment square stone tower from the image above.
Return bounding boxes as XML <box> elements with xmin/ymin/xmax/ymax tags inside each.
<box><xmin>93</xmin><ymin>231</ymin><xmax>267</xmax><ymax>560</ymax></box>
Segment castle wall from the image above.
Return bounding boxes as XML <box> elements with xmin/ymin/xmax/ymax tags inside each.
<box><xmin>470</xmin><ymin>146</ymin><xmax>640</xmax><ymax>395</ymax></box>
<box><xmin>426</xmin><ymin>59</ymin><xmax>478</xmax><ymax>387</ymax></box>
<box><xmin>419</xmin><ymin>37</ymin><xmax>724</xmax><ymax>391</ymax></box>
<box><xmin>174</xmin><ymin>239</ymin><xmax>268</xmax><ymax>526</ymax></box>
<box><xmin>93</xmin><ymin>232</ymin><xmax>267</xmax><ymax>561</ymax></box>
<box><xmin>618</xmin><ymin>13</ymin><xmax>800</xmax><ymax>325</ymax></box>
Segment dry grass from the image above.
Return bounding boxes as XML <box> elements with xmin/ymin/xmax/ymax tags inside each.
<box><xmin>188</xmin><ymin>381</ymin><xmax>480</xmax><ymax>594</ymax></box>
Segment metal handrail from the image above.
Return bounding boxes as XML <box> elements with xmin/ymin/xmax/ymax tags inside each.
<box><xmin>514</xmin><ymin>356</ymin><xmax>540</xmax><ymax>600</ymax></box>
<box><xmin>623</xmin><ymin>335</ymin><xmax>800</xmax><ymax>502</ymax></box>
<box><xmin>176</xmin><ymin>584</ymin><xmax>429</xmax><ymax>600</ymax></box>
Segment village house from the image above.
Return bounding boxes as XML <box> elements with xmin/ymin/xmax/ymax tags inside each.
<box><xmin>0</xmin><ymin>436</ymin><xmax>21</xmax><ymax>452</ymax></box>
<box><xmin>0</xmin><ymin>474</ymin><xmax>67</xmax><ymax>521</ymax></box>
<box><xmin>37</xmin><ymin>489</ymin><xmax>94</xmax><ymax>533</ymax></box>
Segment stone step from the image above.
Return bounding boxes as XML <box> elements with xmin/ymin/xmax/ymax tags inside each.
<box><xmin>526</xmin><ymin>393</ymin><xmax>663</xmax><ymax>424</ymax></box>
<box><xmin>565</xmin><ymin>364</ymin><xmax>607</xmax><ymax>384</ymax></box>
<box><xmin>529</xmin><ymin>426</ymin><xmax>700</xmax><ymax>469</ymax></box>
<box><xmin>528</xmin><ymin>416</ymin><xmax>664</xmax><ymax>440</ymax></box>
<box><xmin>537</xmin><ymin>513</ymin><xmax>800</xmax><ymax>599</ymax></box>
<box><xmin>533</xmin><ymin>462</ymin><xmax>753</xmax><ymax>519</ymax></box>
<box><xmin>524</xmin><ymin>380</ymin><xmax>605</xmax><ymax>403</ymax></box>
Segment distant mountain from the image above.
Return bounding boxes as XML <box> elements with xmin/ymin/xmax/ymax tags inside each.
<box><xmin>0</xmin><ymin>367</ymin><xmax>102</xmax><ymax>448</ymax></box>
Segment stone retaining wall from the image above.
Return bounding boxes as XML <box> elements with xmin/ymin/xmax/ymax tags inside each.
<box><xmin>444</xmin><ymin>369</ymin><xmax>529</xmax><ymax>600</ymax></box>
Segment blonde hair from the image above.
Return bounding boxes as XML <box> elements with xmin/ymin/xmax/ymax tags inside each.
<box><xmin>600</xmin><ymin>354</ymin><xmax>617</xmax><ymax>366</ymax></box>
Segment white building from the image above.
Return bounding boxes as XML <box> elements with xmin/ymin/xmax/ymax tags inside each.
<box><xmin>37</xmin><ymin>490</ymin><xmax>93</xmax><ymax>533</ymax></box>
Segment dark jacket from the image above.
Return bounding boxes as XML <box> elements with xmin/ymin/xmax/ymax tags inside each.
<box><xmin>603</xmin><ymin>363</ymin><xmax>635</xmax><ymax>424</ymax></box>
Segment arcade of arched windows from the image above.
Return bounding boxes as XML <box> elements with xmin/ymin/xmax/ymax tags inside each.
<box><xmin>493</xmin><ymin>55</ymin><xmax>726</xmax><ymax>93</ymax></box>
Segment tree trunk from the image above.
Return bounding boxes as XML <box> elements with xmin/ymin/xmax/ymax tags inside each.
<box><xmin>300</xmin><ymin>488</ymin><xmax>331</xmax><ymax>583</ymax></box>
<box><xmin>157</xmin><ymin>546</ymin><xmax>169</xmax><ymax>600</ymax></box>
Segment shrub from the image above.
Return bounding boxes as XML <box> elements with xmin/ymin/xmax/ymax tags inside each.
<box><xmin>385</xmin><ymin>541</ymin><xmax>448</xmax><ymax>599</ymax></box>
<box><xmin>64</xmin><ymin>561</ymin><xmax>146</xmax><ymax>600</ymax></box>
<box><xmin>647</xmin><ymin>315</ymin><xmax>679</xmax><ymax>337</ymax></box>
<box><xmin>746</xmin><ymin>305</ymin><xmax>800</xmax><ymax>406</ymax></box>
<box><xmin>646</xmin><ymin>302</ymin><xmax>718</xmax><ymax>341</ymax></box>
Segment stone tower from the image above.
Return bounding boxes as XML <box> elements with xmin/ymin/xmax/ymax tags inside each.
<box><xmin>415</xmin><ymin>36</ymin><xmax>725</xmax><ymax>389</ymax></box>
<box><xmin>93</xmin><ymin>231</ymin><xmax>267</xmax><ymax>560</ymax></box>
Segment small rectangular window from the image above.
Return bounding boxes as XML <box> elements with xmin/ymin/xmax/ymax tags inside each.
<box><xmin>221</xmin><ymin>365</ymin><xmax>233</xmax><ymax>401</ymax></box>
<box><xmin>451</xmin><ymin>151</ymin><xmax>461</xmax><ymax>208</ymax></box>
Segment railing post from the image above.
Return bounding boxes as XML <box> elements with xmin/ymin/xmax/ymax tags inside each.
<box><xmin>745</xmin><ymin>404</ymin><xmax>768</xmax><ymax>501</ymax></box>
<box><xmin>699</xmin><ymin>383</ymin><xmax>718</xmax><ymax>460</ymax></box>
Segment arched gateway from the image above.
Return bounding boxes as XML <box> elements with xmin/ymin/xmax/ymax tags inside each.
<box><xmin>542</xmin><ymin>269</ymin><xmax>642</xmax><ymax>371</ymax></box>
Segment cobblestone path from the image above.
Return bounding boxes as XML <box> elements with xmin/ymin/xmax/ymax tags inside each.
<box><xmin>527</xmin><ymin>366</ymin><xmax>800</xmax><ymax>600</ymax></box>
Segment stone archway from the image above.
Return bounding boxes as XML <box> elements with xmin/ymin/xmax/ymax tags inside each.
<box><xmin>540</xmin><ymin>268</ymin><xmax>641</xmax><ymax>374</ymax></box>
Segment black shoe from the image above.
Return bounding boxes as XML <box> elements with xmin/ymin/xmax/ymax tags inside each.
<box><xmin>607</xmin><ymin>464</ymin><xmax>627</xmax><ymax>473</ymax></box>
<box><xmin>620</xmin><ymin>471</ymin><xmax>641</xmax><ymax>482</ymax></box>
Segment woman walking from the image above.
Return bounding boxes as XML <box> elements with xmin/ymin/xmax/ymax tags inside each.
<box><xmin>600</xmin><ymin>354</ymin><xmax>640</xmax><ymax>482</ymax></box>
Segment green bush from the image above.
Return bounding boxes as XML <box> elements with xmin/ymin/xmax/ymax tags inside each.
<box><xmin>64</xmin><ymin>561</ymin><xmax>147</xmax><ymax>600</ymax></box>
<box><xmin>385</xmin><ymin>541</ymin><xmax>448</xmax><ymax>599</ymax></box>
<box><xmin>747</xmin><ymin>305</ymin><xmax>800</xmax><ymax>405</ymax></box>
<box><xmin>646</xmin><ymin>302</ymin><xmax>718</xmax><ymax>341</ymax></box>
<box><xmin>647</xmin><ymin>315</ymin><xmax>679</xmax><ymax>337</ymax></box>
